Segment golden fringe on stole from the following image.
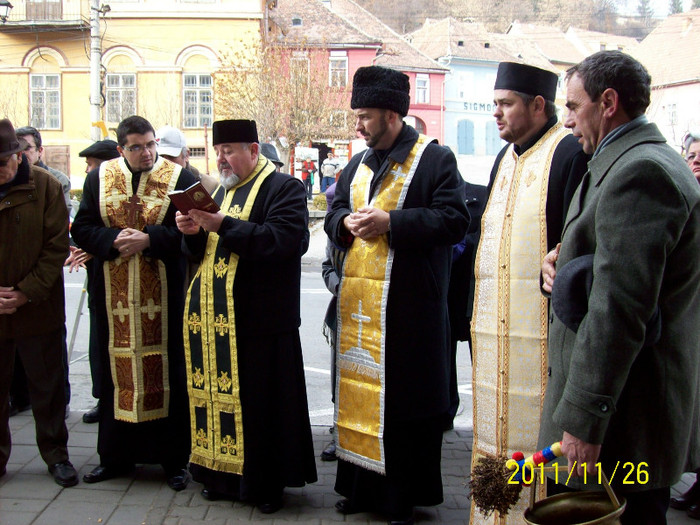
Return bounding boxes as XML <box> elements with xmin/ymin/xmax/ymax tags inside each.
<box><xmin>184</xmin><ymin>158</ymin><xmax>274</xmax><ymax>474</ymax></box>
<box><xmin>335</xmin><ymin>136</ymin><xmax>434</xmax><ymax>474</ymax></box>
<box><xmin>470</xmin><ymin>123</ymin><xmax>570</xmax><ymax>525</ymax></box>
<box><xmin>99</xmin><ymin>157</ymin><xmax>180</xmax><ymax>423</ymax></box>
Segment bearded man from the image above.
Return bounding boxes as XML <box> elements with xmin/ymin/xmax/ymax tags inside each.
<box><xmin>176</xmin><ymin>119</ymin><xmax>316</xmax><ymax>514</ymax></box>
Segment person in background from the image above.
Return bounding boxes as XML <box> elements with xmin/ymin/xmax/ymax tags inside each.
<box><xmin>156</xmin><ymin>125</ymin><xmax>218</xmax><ymax>194</ymax></box>
<box><xmin>301</xmin><ymin>155</ymin><xmax>316</xmax><ymax>200</ymax></box>
<box><xmin>320</xmin><ymin>182</ymin><xmax>345</xmax><ymax>462</ymax></box>
<box><xmin>0</xmin><ymin>118</ymin><xmax>78</xmax><ymax>488</ymax></box>
<box><xmin>683</xmin><ymin>131</ymin><xmax>700</xmax><ymax>184</ymax></box>
<box><xmin>321</xmin><ymin>152</ymin><xmax>340</xmax><ymax>193</ymax></box>
<box><xmin>260</xmin><ymin>143</ymin><xmax>285</xmax><ymax>172</ymax></box>
<box><xmin>71</xmin><ymin>138</ymin><xmax>121</xmax><ymax>425</ymax></box>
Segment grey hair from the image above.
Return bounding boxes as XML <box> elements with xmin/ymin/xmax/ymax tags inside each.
<box><xmin>684</xmin><ymin>131</ymin><xmax>700</xmax><ymax>153</ymax></box>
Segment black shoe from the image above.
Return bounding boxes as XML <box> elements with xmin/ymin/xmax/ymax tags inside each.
<box><xmin>49</xmin><ymin>461</ymin><xmax>78</xmax><ymax>487</ymax></box>
<box><xmin>321</xmin><ymin>440</ymin><xmax>337</xmax><ymax>461</ymax></box>
<box><xmin>689</xmin><ymin>504</ymin><xmax>700</xmax><ymax>520</ymax></box>
<box><xmin>82</xmin><ymin>403</ymin><xmax>100</xmax><ymax>424</ymax></box>
<box><xmin>258</xmin><ymin>499</ymin><xmax>284</xmax><ymax>514</ymax></box>
<box><xmin>201</xmin><ymin>487</ymin><xmax>237</xmax><ymax>501</ymax></box>
<box><xmin>82</xmin><ymin>464</ymin><xmax>132</xmax><ymax>484</ymax></box>
<box><xmin>335</xmin><ymin>498</ymin><xmax>366</xmax><ymax>515</ymax></box>
<box><xmin>389</xmin><ymin>517</ymin><xmax>415</xmax><ymax>525</ymax></box>
<box><xmin>166</xmin><ymin>468</ymin><xmax>191</xmax><ymax>491</ymax></box>
<box><xmin>672</xmin><ymin>480</ymin><xmax>700</xmax><ymax>510</ymax></box>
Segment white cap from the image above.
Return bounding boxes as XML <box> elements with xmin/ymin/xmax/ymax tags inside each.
<box><xmin>156</xmin><ymin>126</ymin><xmax>186</xmax><ymax>157</ymax></box>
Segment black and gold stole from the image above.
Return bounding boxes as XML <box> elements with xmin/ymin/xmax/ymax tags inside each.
<box><xmin>184</xmin><ymin>157</ymin><xmax>274</xmax><ymax>474</ymax></box>
<box><xmin>99</xmin><ymin>156</ymin><xmax>180</xmax><ymax>422</ymax></box>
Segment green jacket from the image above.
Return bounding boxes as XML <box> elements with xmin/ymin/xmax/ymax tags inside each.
<box><xmin>0</xmin><ymin>161</ymin><xmax>69</xmax><ymax>339</ymax></box>
<box><xmin>538</xmin><ymin>122</ymin><xmax>700</xmax><ymax>491</ymax></box>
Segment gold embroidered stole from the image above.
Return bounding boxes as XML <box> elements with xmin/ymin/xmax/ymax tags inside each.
<box><xmin>184</xmin><ymin>157</ymin><xmax>274</xmax><ymax>474</ymax></box>
<box><xmin>470</xmin><ymin>123</ymin><xmax>570</xmax><ymax>524</ymax></box>
<box><xmin>99</xmin><ymin>156</ymin><xmax>180</xmax><ymax>423</ymax></box>
<box><xmin>335</xmin><ymin>135</ymin><xmax>433</xmax><ymax>474</ymax></box>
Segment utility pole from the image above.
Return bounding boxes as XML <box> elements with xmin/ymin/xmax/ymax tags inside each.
<box><xmin>90</xmin><ymin>0</ymin><xmax>103</xmax><ymax>141</ymax></box>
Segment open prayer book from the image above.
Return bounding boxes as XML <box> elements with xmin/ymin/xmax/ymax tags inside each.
<box><xmin>168</xmin><ymin>181</ymin><xmax>220</xmax><ymax>214</ymax></box>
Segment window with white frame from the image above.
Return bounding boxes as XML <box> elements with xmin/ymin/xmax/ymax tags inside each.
<box><xmin>416</xmin><ymin>74</ymin><xmax>429</xmax><ymax>104</ymax></box>
<box><xmin>106</xmin><ymin>73</ymin><xmax>136</xmax><ymax>123</ymax></box>
<box><xmin>183</xmin><ymin>74</ymin><xmax>213</xmax><ymax>129</ymax></box>
<box><xmin>329</xmin><ymin>52</ymin><xmax>348</xmax><ymax>88</ymax></box>
<box><xmin>30</xmin><ymin>74</ymin><xmax>61</xmax><ymax>129</ymax></box>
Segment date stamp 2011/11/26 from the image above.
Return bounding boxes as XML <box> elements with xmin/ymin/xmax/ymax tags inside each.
<box><xmin>507</xmin><ymin>461</ymin><xmax>650</xmax><ymax>486</ymax></box>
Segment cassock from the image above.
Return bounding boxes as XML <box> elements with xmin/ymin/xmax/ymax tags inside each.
<box><xmin>182</xmin><ymin>156</ymin><xmax>316</xmax><ymax>503</ymax></box>
<box><xmin>324</xmin><ymin>124</ymin><xmax>469</xmax><ymax>516</ymax></box>
<box><xmin>470</xmin><ymin>117</ymin><xmax>588</xmax><ymax>524</ymax></box>
<box><xmin>71</xmin><ymin>155</ymin><xmax>195</xmax><ymax>471</ymax></box>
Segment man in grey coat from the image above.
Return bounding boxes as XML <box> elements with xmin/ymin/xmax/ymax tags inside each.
<box><xmin>539</xmin><ymin>50</ymin><xmax>700</xmax><ymax>525</ymax></box>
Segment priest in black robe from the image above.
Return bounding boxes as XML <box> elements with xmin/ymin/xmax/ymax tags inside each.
<box><xmin>71</xmin><ymin>116</ymin><xmax>195</xmax><ymax>490</ymax></box>
<box><xmin>176</xmin><ymin>119</ymin><xmax>316</xmax><ymax>514</ymax></box>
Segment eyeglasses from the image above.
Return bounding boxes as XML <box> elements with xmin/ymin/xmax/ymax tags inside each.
<box><xmin>123</xmin><ymin>141</ymin><xmax>157</xmax><ymax>153</ymax></box>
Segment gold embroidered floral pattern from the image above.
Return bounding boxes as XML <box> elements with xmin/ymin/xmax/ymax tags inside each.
<box><xmin>214</xmin><ymin>314</ymin><xmax>229</xmax><ymax>336</ymax></box>
<box><xmin>214</xmin><ymin>257</ymin><xmax>228</xmax><ymax>279</ymax></box>
<box><xmin>218</xmin><ymin>371</ymin><xmax>232</xmax><ymax>392</ymax></box>
<box><xmin>228</xmin><ymin>204</ymin><xmax>242</xmax><ymax>219</ymax></box>
<box><xmin>188</xmin><ymin>312</ymin><xmax>202</xmax><ymax>334</ymax></box>
<box><xmin>192</xmin><ymin>367</ymin><xmax>204</xmax><ymax>388</ymax></box>
<box><xmin>220</xmin><ymin>435</ymin><xmax>237</xmax><ymax>455</ymax></box>
<box><xmin>196</xmin><ymin>427</ymin><xmax>209</xmax><ymax>448</ymax></box>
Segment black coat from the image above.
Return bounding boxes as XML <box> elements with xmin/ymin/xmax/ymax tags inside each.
<box><xmin>325</xmin><ymin>124</ymin><xmax>470</xmax><ymax>421</ymax></box>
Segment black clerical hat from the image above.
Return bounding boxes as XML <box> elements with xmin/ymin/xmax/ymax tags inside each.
<box><xmin>212</xmin><ymin>120</ymin><xmax>258</xmax><ymax>146</ymax></box>
<box><xmin>351</xmin><ymin>66</ymin><xmax>410</xmax><ymax>117</ymax></box>
<box><xmin>78</xmin><ymin>139</ymin><xmax>120</xmax><ymax>160</ymax></box>
<box><xmin>551</xmin><ymin>254</ymin><xmax>661</xmax><ymax>347</ymax></box>
<box><xmin>494</xmin><ymin>62</ymin><xmax>559</xmax><ymax>102</ymax></box>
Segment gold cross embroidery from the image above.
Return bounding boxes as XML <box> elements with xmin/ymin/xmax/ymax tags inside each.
<box><xmin>140</xmin><ymin>297</ymin><xmax>162</xmax><ymax>321</ymax></box>
<box><xmin>220</xmin><ymin>434</ymin><xmax>237</xmax><ymax>455</ymax></box>
<box><xmin>192</xmin><ymin>367</ymin><xmax>204</xmax><ymax>388</ymax></box>
<box><xmin>214</xmin><ymin>313</ymin><xmax>229</xmax><ymax>336</ymax></box>
<box><xmin>124</xmin><ymin>194</ymin><xmax>144</xmax><ymax>227</ymax></box>
<box><xmin>113</xmin><ymin>300</ymin><xmax>130</xmax><ymax>324</ymax></box>
<box><xmin>188</xmin><ymin>312</ymin><xmax>202</xmax><ymax>334</ymax></box>
<box><xmin>214</xmin><ymin>257</ymin><xmax>228</xmax><ymax>279</ymax></box>
<box><xmin>218</xmin><ymin>371</ymin><xmax>233</xmax><ymax>392</ymax></box>
<box><xmin>196</xmin><ymin>427</ymin><xmax>208</xmax><ymax>448</ymax></box>
<box><xmin>228</xmin><ymin>204</ymin><xmax>243</xmax><ymax>219</ymax></box>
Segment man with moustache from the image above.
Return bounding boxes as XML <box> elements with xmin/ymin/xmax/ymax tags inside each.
<box><xmin>324</xmin><ymin>66</ymin><xmax>469</xmax><ymax>525</ymax></box>
<box><xmin>176</xmin><ymin>119</ymin><xmax>316</xmax><ymax>514</ymax></box>
<box><xmin>469</xmin><ymin>62</ymin><xmax>588</xmax><ymax>524</ymax></box>
<box><xmin>71</xmin><ymin>115</ymin><xmax>196</xmax><ymax>490</ymax></box>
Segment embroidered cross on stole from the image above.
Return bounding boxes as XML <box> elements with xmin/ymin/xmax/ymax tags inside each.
<box><xmin>335</xmin><ymin>135</ymin><xmax>434</xmax><ymax>474</ymax></box>
<box><xmin>99</xmin><ymin>157</ymin><xmax>181</xmax><ymax>423</ymax></box>
<box><xmin>184</xmin><ymin>157</ymin><xmax>274</xmax><ymax>474</ymax></box>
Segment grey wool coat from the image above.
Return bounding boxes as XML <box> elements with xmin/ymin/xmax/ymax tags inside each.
<box><xmin>538</xmin><ymin>122</ymin><xmax>700</xmax><ymax>492</ymax></box>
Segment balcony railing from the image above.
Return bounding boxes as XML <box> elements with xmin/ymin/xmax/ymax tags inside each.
<box><xmin>1</xmin><ymin>0</ymin><xmax>88</xmax><ymax>30</ymax></box>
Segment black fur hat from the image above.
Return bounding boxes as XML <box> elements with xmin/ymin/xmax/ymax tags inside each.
<box><xmin>351</xmin><ymin>66</ymin><xmax>410</xmax><ymax>117</ymax></box>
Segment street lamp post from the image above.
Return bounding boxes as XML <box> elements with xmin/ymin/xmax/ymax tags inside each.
<box><xmin>0</xmin><ymin>0</ymin><xmax>13</xmax><ymax>24</ymax></box>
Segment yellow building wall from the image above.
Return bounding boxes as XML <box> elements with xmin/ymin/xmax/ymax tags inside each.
<box><xmin>0</xmin><ymin>1</ymin><xmax>263</xmax><ymax>187</ymax></box>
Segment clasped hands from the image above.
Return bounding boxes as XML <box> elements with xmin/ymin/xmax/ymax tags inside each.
<box><xmin>343</xmin><ymin>207</ymin><xmax>390</xmax><ymax>240</ymax></box>
<box><xmin>0</xmin><ymin>286</ymin><xmax>28</xmax><ymax>315</ymax></box>
<box><xmin>175</xmin><ymin>210</ymin><xmax>225</xmax><ymax>235</ymax></box>
<box><xmin>113</xmin><ymin>228</ymin><xmax>150</xmax><ymax>259</ymax></box>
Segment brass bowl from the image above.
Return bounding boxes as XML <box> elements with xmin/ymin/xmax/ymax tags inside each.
<box><xmin>524</xmin><ymin>491</ymin><xmax>626</xmax><ymax>525</ymax></box>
